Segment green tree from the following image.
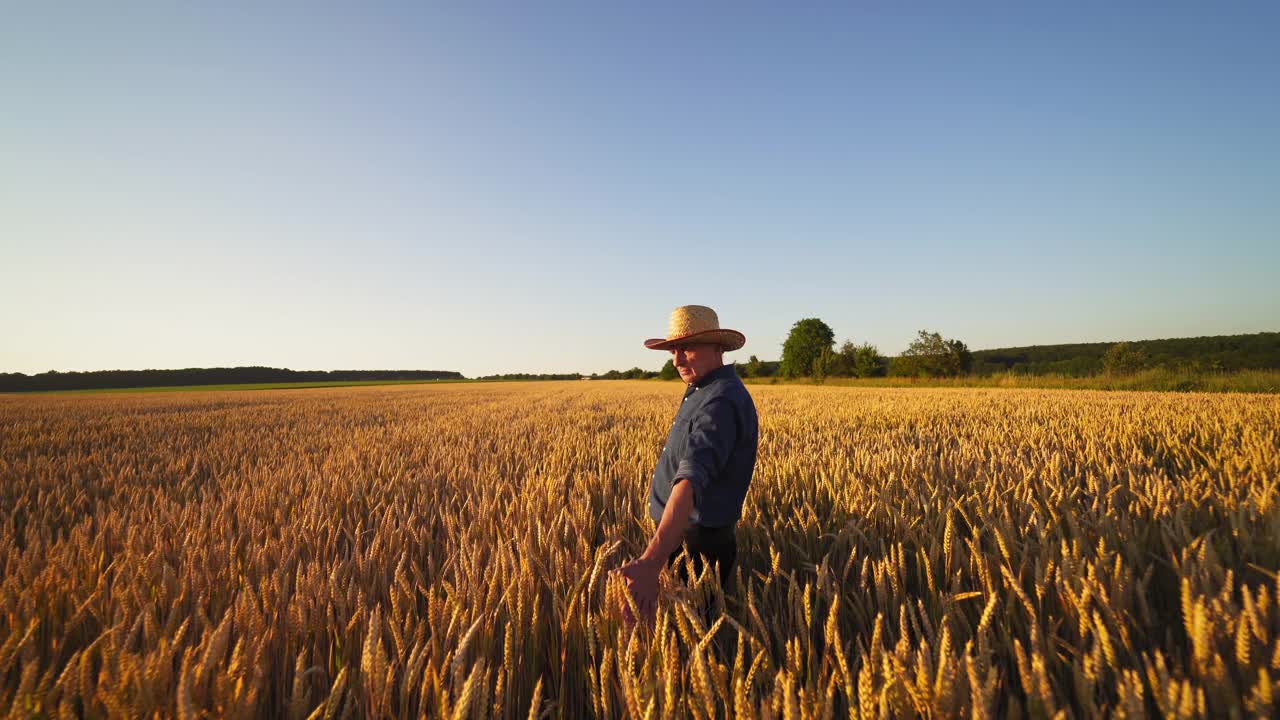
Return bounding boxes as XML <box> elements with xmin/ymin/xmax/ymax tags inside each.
<box><xmin>811</xmin><ymin>347</ymin><xmax>835</xmax><ymax>384</ymax></box>
<box><xmin>894</xmin><ymin>330</ymin><xmax>943</xmax><ymax>377</ymax></box>
<box><xmin>944</xmin><ymin>339</ymin><xmax>973</xmax><ymax>375</ymax></box>
<box><xmin>895</xmin><ymin>330</ymin><xmax>971</xmax><ymax>377</ymax></box>
<box><xmin>852</xmin><ymin>343</ymin><xmax>887</xmax><ymax>377</ymax></box>
<box><xmin>659</xmin><ymin>359</ymin><xmax>679</xmax><ymax>380</ymax></box>
<box><xmin>831</xmin><ymin>341</ymin><xmax>858</xmax><ymax>377</ymax></box>
<box><xmin>1103</xmin><ymin>342</ymin><xmax>1150</xmax><ymax>375</ymax></box>
<box><xmin>742</xmin><ymin>355</ymin><xmax>762</xmax><ymax>378</ymax></box>
<box><xmin>780</xmin><ymin>318</ymin><xmax>835</xmax><ymax>378</ymax></box>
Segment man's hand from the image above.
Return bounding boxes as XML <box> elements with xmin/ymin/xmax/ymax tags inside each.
<box><xmin>613</xmin><ymin>478</ymin><xmax>695</xmax><ymax>628</ymax></box>
<box><xmin>614</xmin><ymin>556</ymin><xmax>661</xmax><ymax>627</ymax></box>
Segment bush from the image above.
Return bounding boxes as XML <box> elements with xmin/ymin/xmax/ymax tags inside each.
<box><xmin>893</xmin><ymin>330</ymin><xmax>971</xmax><ymax>378</ymax></box>
<box><xmin>830</xmin><ymin>342</ymin><xmax>857</xmax><ymax>377</ymax></box>
<box><xmin>852</xmin><ymin>343</ymin><xmax>888</xmax><ymax>377</ymax></box>
<box><xmin>811</xmin><ymin>348</ymin><xmax>834</xmax><ymax>384</ymax></box>
<box><xmin>1103</xmin><ymin>342</ymin><xmax>1151</xmax><ymax>376</ymax></box>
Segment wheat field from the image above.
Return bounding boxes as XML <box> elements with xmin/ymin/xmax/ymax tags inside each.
<box><xmin>1</xmin><ymin>382</ymin><xmax>1277</xmax><ymax>719</ymax></box>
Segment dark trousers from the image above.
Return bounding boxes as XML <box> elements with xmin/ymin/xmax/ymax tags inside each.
<box><xmin>666</xmin><ymin>523</ymin><xmax>737</xmax><ymax>592</ymax></box>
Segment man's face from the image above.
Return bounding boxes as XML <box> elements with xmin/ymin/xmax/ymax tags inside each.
<box><xmin>670</xmin><ymin>341</ymin><xmax>724</xmax><ymax>385</ymax></box>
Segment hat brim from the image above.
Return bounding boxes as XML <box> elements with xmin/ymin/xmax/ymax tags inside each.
<box><xmin>643</xmin><ymin>329</ymin><xmax>746</xmax><ymax>352</ymax></box>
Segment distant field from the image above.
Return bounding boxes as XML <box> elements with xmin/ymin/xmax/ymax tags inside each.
<box><xmin>2</xmin><ymin>382</ymin><xmax>1277</xmax><ymax>717</ymax></box>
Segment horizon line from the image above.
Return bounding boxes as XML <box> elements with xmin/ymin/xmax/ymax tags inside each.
<box><xmin>5</xmin><ymin>328</ymin><xmax>1275</xmax><ymax>377</ymax></box>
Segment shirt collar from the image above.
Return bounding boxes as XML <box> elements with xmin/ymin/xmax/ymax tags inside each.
<box><xmin>686</xmin><ymin>363</ymin><xmax>736</xmax><ymax>393</ymax></box>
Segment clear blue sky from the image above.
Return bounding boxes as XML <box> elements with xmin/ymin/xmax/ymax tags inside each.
<box><xmin>3</xmin><ymin>2</ymin><xmax>1277</xmax><ymax>377</ymax></box>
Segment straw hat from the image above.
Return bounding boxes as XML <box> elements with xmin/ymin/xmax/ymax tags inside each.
<box><xmin>644</xmin><ymin>305</ymin><xmax>746</xmax><ymax>352</ymax></box>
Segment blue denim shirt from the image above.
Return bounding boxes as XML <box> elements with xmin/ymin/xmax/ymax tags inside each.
<box><xmin>649</xmin><ymin>363</ymin><xmax>759</xmax><ymax>528</ymax></box>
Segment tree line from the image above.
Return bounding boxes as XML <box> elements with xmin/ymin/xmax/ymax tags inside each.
<box><xmin>9</xmin><ymin>331</ymin><xmax>1273</xmax><ymax>392</ymax></box>
<box><xmin>475</xmin><ymin>372</ymin><xmax>583</xmax><ymax>381</ymax></box>
<box><xmin>0</xmin><ymin>367</ymin><xmax>464</xmax><ymax>393</ymax></box>
<box><xmin>646</xmin><ymin>320</ymin><xmax>969</xmax><ymax>381</ymax></box>
<box><xmin>602</xmin><ymin>325</ymin><xmax>1280</xmax><ymax>382</ymax></box>
<box><xmin>571</xmin><ymin>320</ymin><xmax>991</xmax><ymax>382</ymax></box>
<box><xmin>972</xmin><ymin>332</ymin><xmax>1280</xmax><ymax>376</ymax></box>
<box><xmin>772</xmin><ymin>319</ymin><xmax>971</xmax><ymax>380</ymax></box>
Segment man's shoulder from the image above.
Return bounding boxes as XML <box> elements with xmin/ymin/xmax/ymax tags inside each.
<box><xmin>706</xmin><ymin>372</ymin><xmax>753</xmax><ymax>408</ymax></box>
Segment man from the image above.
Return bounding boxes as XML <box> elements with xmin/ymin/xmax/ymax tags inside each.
<box><xmin>615</xmin><ymin>305</ymin><xmax>760</xmax><ymax>625</ymax></box>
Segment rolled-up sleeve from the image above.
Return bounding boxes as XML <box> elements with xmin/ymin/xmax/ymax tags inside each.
<box><xmin>674</xmin><ymin>397</ymin><xmax>737</xmax><ymax>514</ymax></box>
